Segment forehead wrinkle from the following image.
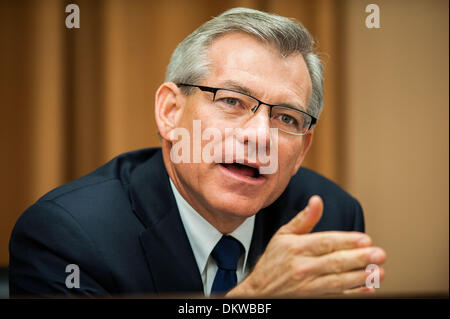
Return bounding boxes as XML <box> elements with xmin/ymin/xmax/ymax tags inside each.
<box><xmin>205</xmin><ymin>34</ymin><xmax>311</xmax><ymax>112</ymax></box>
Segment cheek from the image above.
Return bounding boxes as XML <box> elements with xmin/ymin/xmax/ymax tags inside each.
<box><xmin>277</xmin><ymin>139</ymin><xmax>304</xmax><ymax>173</ymax></box>
<box><xmin>179</xmin><ymin>101</ymin><xmax>222</xmax><ymax>132</ymax></box>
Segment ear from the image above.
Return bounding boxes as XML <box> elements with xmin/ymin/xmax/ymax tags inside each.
<box><xmin>291</xmin><ymin>130</ymin><xmax>313</xmax><ymax>176</ymax></box>
<box><xmin>154</xmin><ymin>82</ymin><xmax>185</xmax><ymax>141</ymax></box>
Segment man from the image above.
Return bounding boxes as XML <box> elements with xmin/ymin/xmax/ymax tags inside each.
<box><xmin>9</xmin><ymin>8</ymin><xmax>385</xmax><ymax>297</ymax></box>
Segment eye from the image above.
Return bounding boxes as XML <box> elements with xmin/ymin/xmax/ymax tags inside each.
<box><xmin>278</xmin><ymin>114</ymin><xmax>297</xmax><ymax>125</ymax></box>
<box><xmin>221</xmin><ymin>97</ymin><xmax>240</xmax><ymax>106</ymax></box>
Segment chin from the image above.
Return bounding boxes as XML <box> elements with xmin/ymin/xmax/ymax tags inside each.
<box><xmin>206</xmin><ymin>192</ymin><xmax>265</xmax><ymax>218</ymax></box>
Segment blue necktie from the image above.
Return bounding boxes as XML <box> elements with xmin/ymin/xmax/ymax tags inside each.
<box><xmin>210</xmin><ymin>235</ymin><xmax>243</xmax><ymax>295</ymax></box>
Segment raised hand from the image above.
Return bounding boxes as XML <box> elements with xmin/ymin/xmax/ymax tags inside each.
<box><xmin>227</xmin><ymin>195</ymin><xmax>386</xmax><ymax>297</ymax></box>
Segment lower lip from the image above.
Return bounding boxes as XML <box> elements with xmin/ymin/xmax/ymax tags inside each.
<box><xmin>218</xmin><ymin>164</ymin><xmax>266</xmax><ymax>186</ymax></box>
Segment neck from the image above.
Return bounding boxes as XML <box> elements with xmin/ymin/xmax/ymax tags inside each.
<box><xmin>161</xmin><ymin>142</ymin><xmax>246</xmax><ymax>234</ymax></box>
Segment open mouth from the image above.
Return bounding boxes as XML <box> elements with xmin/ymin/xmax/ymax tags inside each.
<box><xmin>219</xmin><ymin>163</ymin><xmax>261</xmax><ymax>179</ymax></box>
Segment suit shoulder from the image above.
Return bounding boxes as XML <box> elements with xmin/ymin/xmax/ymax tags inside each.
<box><xmin>39</xmin><ymin>147</ymin><xmax>160</xmax><ymax>202</ymax></box>
<box><xmin>282</xmin><ymin>167</ymin><xmax>364</xmax><ymax>232</ymax></box>
<box><xmin>21</xmin><ymin>148</ymin><xmax>160</xmax><ymax>234</ymax></box>
<box><xmin>9</xmin><ymin>199</ymin><xmax>115</xmax><ymax>295</ymax></box>
<box><xmin>291</xmin><ymin>167</ymin><xmax>358</xmax><ymax>203</ymax></box>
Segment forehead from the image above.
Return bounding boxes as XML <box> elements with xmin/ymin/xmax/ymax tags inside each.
<box><xmin>205</xmin><ymin>32</ymin><xmax>312</xmax><ymax>107</ymax></box>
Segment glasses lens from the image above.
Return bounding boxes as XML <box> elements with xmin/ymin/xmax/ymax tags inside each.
<box><xmin>211</xmin><ymin>89</ymin><xmax>311</xmax><ymax>135</ymax></box>
<box><xmin>271</xmin><ymin>106</ymin><xmax>311</xmax><ymax>135</ymax></box>
<box><xmin>213</xmin><ymin>90</ymin><xmax>257</xmax><ymax>115</ymax></box>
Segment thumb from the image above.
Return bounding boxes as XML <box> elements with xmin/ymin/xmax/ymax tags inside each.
<box><xmin>278</xmin><ymin>195</ymin><xmax>323</xmax><ymax>235</ymax></box>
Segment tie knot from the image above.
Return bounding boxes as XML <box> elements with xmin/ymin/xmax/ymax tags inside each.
<box><xmin>211</xmin><ymin>236</ymin><xmax>243</xmax><ymax>271</ymax></box>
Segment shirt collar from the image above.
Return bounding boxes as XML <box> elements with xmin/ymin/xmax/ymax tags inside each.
<box><xmin>169</xmin><ymin>179</ymin><xmax>255</xmax><ymax>275</ymax></box>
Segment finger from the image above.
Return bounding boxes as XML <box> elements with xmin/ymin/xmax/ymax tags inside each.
<box><xmin>343</xmin><ymin>286</ymin><xmax>376</xmax><ymax>295</ymax></box>
<box><xmin>310</xmin><ymin>269</ymin><xmax>373</xmax><ymax>294</ymax></box>
<box><xmin>314</xmin><ymin>247</ymin><xmax>386</xmax><ymax>275</ymax></box>
<box><xmin>294</xmin><ymin>231</ymin><xmax>372</xmax><ymax>256</ymax></box>
<box><xmin>278</xmin><ymin>195</ymin><xmax>323</xmax><ymax>235</ymax></box>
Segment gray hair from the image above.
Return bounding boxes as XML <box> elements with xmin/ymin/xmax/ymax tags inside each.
<box><xmin>165</xmin><ymin>7</ymin><xmax>324</xmax><ymax>119</ymax></box>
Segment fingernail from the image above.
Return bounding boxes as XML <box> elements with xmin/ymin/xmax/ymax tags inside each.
<box><xmin>370</xmin><ymin>250</ymin><xmax>384</xmax><ymax>263</ymax></box>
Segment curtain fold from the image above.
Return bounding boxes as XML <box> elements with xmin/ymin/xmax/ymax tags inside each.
<box><xmin>0</xmin><ymin>0</ymin><xmax>344</xmax><ymax>266</ymax></box>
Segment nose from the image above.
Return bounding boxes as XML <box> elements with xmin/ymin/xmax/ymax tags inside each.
<box><xmin>236</xmin><ymin>104</ymin><xmax>272</xmax><ymax>152</ymax></box>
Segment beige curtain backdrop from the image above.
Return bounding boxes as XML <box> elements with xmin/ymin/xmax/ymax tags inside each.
<box><xmin>0</xmin><ymin>0</ymin><xmax>448</xmax><ymax>295</ymax></box>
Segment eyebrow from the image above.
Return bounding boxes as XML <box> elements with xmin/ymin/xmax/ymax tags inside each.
<box><xmin>219</xmin><ymin>80</ymin><xmax>306</xmax><ymax>112</ymax></box>
<box><xmin>221</xmin><ymin>80</ymin><xmax>253</xmax><ymax>96</ymax></box>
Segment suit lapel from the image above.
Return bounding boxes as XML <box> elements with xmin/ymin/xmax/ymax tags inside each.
<box><xmin>247</xmin><ymin>189</ymin><xmax>301</xmax><ymax>271</ymax></box>
<box><xmin>247</xmin><ymin>208</ymin><xmax>280</xmax><ymax>271</ymax></box>
<box><xmin>246</xmin><ymin>210</ymin><xmax>266</xmax><ymax>270</ymax></box>
<box><xmin>129</xmin><ymin>149</ymin><xmax>203</xmax><ymax>294</ymax></box>
<box><xmin>127</xmin><ymin>148</ymin><xmax>301</xmax><ymax>293</ymax></box>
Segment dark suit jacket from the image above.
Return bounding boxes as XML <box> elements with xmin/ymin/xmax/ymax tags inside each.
<box><xmin>9</xmin><ymin>148</ymin><xmax>364</xmax><ymax>297</ymax></box>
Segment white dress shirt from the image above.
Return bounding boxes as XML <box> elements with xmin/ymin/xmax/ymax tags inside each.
<box><xmin>170</xmin><ymin>179</ymin><xmax>255</xmax><ymax>296</ymax></box>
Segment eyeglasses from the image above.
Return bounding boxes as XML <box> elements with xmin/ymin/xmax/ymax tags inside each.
<box><xmin>177</xmin><ymin>83</ymin><xmax>317</xmax><ymax>136</ymax></box>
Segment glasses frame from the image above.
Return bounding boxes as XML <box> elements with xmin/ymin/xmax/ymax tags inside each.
<box><xmin>177</xmin><ymin>83</ymin><xmax>317</xmax><ymax>136</ymax></box>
